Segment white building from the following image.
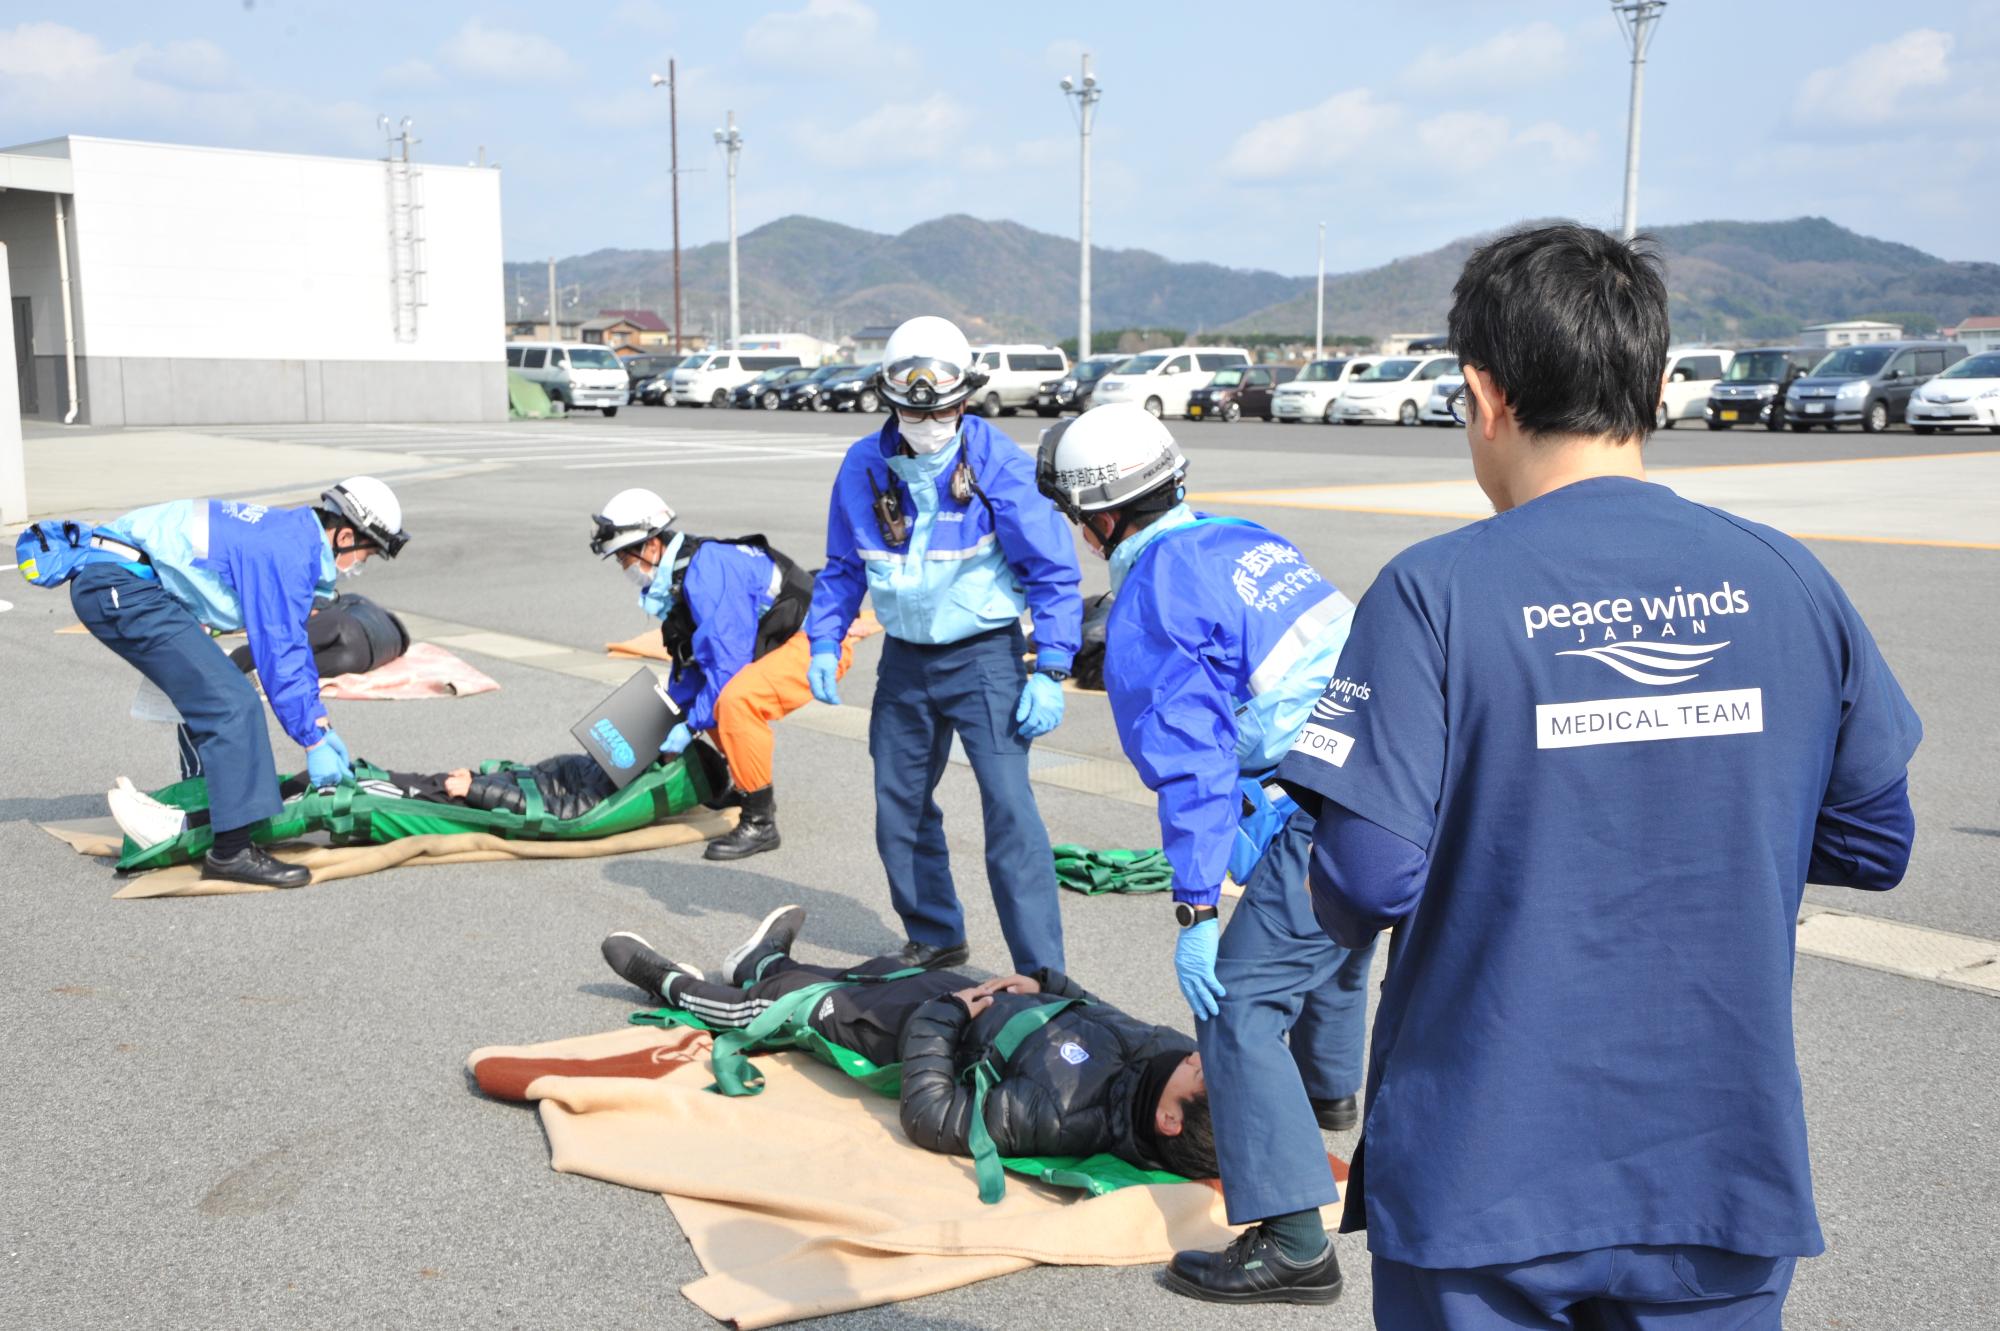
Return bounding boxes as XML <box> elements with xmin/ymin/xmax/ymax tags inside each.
<box><xmin>732</xmin><ymin>331</ymin><xmax>840</xmax><ymax>364</ymax></box>
<box><xmin>1943</xmin><ymin>316</ymin><xmax>2000</xmax><ymax>355</ymax></box>
<box><xmin>1797</xmin><ymin>320</ymin><xmax>1903</xmax><ymax>349</ymax></box>
<box><xmin>0</xmin><ymin>135</ymin><xmax>505</xmax><ymax>425</ymax></box>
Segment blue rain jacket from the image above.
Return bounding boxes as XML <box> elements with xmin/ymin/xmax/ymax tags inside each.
<box><xmin>806</xmin><ymin>415</ymin><xmax>1081</xmax><ymax>669</ymax></box>
<box><xmin>102</xmin><ymin>499</ymin><xmax>337</xmax><ymax>748</ymax></box>
<box><xmin>1102</xmin><ymin>506</ymin><xmax>1354</xmax><ymax>905</ymax></box>
<box><xmin>658</xmin><ymin>540</ymin><xmax>778</xmax><ymax>732</ymax></box>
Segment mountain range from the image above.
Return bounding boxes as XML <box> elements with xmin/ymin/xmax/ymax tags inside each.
<box><xmin>509</xmin><ymin>214</ymin><xmax>2000</xmax><ymax>346</ymax></box>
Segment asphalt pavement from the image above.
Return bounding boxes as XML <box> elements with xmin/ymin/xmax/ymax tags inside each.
<box><xmin>2</xmin><ymin>405</ymin><xmax>1994</xmax><ymax>1330</ymax></box>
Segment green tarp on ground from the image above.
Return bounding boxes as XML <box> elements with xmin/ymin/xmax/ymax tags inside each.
<box><xmin>1052</xmin><ymin>845</ymin><xmax>1174</xmax><ymax>895</ymax></box>
<box><xmin>508</xmin><ymin>370</ymin><xmax>553</xmax><ymax>419</ymax></box>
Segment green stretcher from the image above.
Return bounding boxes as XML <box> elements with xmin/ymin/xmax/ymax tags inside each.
<box><xmin>116</xmin><ymin>755</ymin><xmax>717</xmax><ymax>873</ymax></box>
<box><xmin>1052</xmin><ymin>844</ymin><xmax>1174</xmax><ymax>895</ymax></box>
<box><xmin>631</xmin><ymin>980</ymin><xmax>1189</xmax><ymax>1204</ymax></box>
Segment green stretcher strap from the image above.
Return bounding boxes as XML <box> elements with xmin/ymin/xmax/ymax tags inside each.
<box><xmin>963</xmin><ymin>998</ymin><xmax>1081</xmax><ymax>1204</ymax></box>
<box><xmin>515</xmin><ymin>774</ymin><xmax>547</xmax><ymax>839</ymax></box>
<box><xmin>1052</xmin><ymin>844</ymin><xmax>1174</xmax><ymax>895</ymax></box>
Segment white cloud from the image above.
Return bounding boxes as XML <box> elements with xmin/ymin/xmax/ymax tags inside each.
<box><xmin>1414</xmin><ymin>110</ymin><xmax>1509</xmax><ymax>156</ymax></box>
<box><xmin>792</xmin><ymin>93</ymin><xmax>967</xmax><ymax>170</ymax></box>
<box><xmin>380</xmin><ymin>57</ymin><xmax>439</xmax><ymax>87</ymax></box>
<box><xmin>1794</xmin><ymin>28</ymin><xmax>1953</xmax><ymax>127</ymax></box>
<box><xmin>1404</xmin><ymin>21</ymin><xmax>1573</xmax><ymax>91</ymax></box>
<box><xmin>1514</xmin><ymin>120</ymin><xmax>1596</xmax><ymax>167</ymax></box>
<box><xmin>1223</xmin><ymin>89</ymin><xmax>1403</xmax><ymax>180</ymax></box>
<box><xmin>442</xmin><ymin>19</ymin><xmax>575</xmax><ymax>81</ymax></box>
<box><xmin>744</xmin><ymin>0</ymin><xmax>908</xmax><ymax>71</ymax></box>
<box><xmin>132</xmin><ymin>38</ymin><xmax>233</xmax><ymax>91</ymax></box>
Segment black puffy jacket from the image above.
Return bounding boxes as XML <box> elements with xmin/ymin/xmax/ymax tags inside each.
<box><xmin>897</xmin><ymin>969</ymin><xmax>1193</xmax><ymax>1168</ymax></box>
<box><xmin>463</xmin><ymin>753</ymin><xmax>615</xmax><ymax>821</ymax></box>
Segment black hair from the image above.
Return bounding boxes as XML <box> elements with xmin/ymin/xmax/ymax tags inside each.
<box><xmin>1447</xmin><ymin>223</ymin><xmax>1670</xmax><ymax>445</ymax></box>
<box><xmin>1155</xmin><ymin>1088</ymin><xmax>1217</xmax><ymax>1180</ymax></box>
<box><xmin>316</xmin><ymin>508</ymin><xmax>377</xmax><ymax>552</ymax></box>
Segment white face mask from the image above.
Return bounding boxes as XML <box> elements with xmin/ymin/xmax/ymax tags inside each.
<box><xmin>622</xmin><ymin>559</ymin><xmax>656</xmax><ymax>590</ymax></box>
<box><xmin>900</xmin><ymin>414</ymin><xmax>959</xmax><ymax>455</ymax></box>
<box><xmin>336</xmin><ymin>556</ymin><xmax>366</xmax><ymax>580</ymax></box>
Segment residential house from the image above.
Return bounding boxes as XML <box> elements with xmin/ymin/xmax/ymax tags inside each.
<box><xmin>1941</xmin><ymin>316</ymin><xmax>2000</xmax><ymax>355</ymax></box>
<box><xmin>1798</xmin><ymin>320</ymin><xmax>1903</xmax><ymax>348</ymax></box>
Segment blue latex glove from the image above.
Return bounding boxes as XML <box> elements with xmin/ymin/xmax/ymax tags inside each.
<box><xmin>1174</xmin><ymin>918</ymin><xmax>1227</xmax><ymax>1021</ymax></box>
<box><xmin>320</xmin><ymin>728</ymin><xmax>351</xmax><ymax>769</ymax></box>
<box><xmin>660</xmin><ymin>722</ymin><xmax>692</xmax><ymax>756</ymax></box>
<box><xmin>305</xmin><ymin>737</ymin><xmax>353</xmax><ymax>790</ymax></box>
<box><xmin>1014</xmin><ymin>672</ymin><xmax>1065</xmax><ymax>739</ymax></box>
<box><xmin>808</xmin><ymin>651</ymin><xmax>842</xmax><ymax>706</ymax></box>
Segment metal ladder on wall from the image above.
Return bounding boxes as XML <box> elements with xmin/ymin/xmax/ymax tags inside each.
<box><xmin>382</xmin><ymin>117</ymin><xmax>426</xmax><ymax>343</ymax></box>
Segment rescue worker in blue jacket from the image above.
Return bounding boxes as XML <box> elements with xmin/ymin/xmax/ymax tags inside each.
<box><xmin>1037</xmin><ymin>402</ymin><xmax>1376</xmax><ymax>1306</ymax></box>
<box><xmin>70</xmin><ymin>477</ymin><xmax>409</xmax><ymax>888</ymax></box>
<box><xmin>807</xmin><ymin>316</ymin><xmax>1083</xmax><ymax>974</ymax></box>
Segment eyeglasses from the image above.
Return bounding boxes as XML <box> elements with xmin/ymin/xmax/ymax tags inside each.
<box><xmin>1447</xmin><ymin>384</ymin><xmax>1473</xmax><ymax>426</ymax></box>
<box><xmin>895</xmin><ymin>406</ymin><xmax>960</xmax><ymax>423</ymax></box>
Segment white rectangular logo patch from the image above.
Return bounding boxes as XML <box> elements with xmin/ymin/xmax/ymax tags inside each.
<box><xmin>1536</xmin><ymin>687</ymin><xmax>1763</xmax><ymax>750</ymax></box>
<box><xmin>1294</xmin><ymin>723</ymin><xmax>1355</xmax><ymax>767</ymax></box>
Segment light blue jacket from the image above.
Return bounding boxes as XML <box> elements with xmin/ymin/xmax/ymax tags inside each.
<box><xmin>1103</xmin><ymin>506</ymin><xmax>1354</xmax><ymax>904</ymax></box>
<box><xmin>807</xmin><ymin>415</ymin><xmax>1081</xmax><ymax>668</ymax></box>
<box><xmin>102</xmin><ymin>499</ymin><xmax>337</xmax><ymax>748</ymax></box>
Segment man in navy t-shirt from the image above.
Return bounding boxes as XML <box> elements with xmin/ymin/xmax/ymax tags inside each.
<box><xmin>1278</xmin><ymin>224</ymin><xmax>1921</xmax><ymax>1330</ymax></box>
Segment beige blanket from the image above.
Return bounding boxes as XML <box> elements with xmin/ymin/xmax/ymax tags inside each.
<box><xmin>41</xmin><ymin>807</ymin><xmax>736</xmax><ymax>898</ymax></box>
<box><xmin>469</xmin><ymin>1025</ymin><xmax>1332</xmax><ymax>1328</ymax></box>
<box><xmin>318</xmin><ymin>642</ymin><xmax>501</xmax><ymax>700</ymax></box>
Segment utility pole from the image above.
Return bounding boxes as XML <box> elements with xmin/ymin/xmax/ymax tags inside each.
<box><xmin>1613</xmin><ymin>1</ymin><xmax>1666</xmax><ymax>240</ymax></box>
<box><xmin>714</xmin><ymin>111</ymin><xmax>743</xmax><ymax>348</ymax></box>
<box><xmin>1059</xmin><ymin>55</ymin><xmax>1102</xmax><ymax>359</ymax></box>
<box><xmin>1315</xmin><ymin>221</ymin><xmax>1326</xmax><ymax>361</ymax></box>
<box><xmin>650</xmin><ymin>66</ymin><xmax>685</xmax><ymax>354</ymax></box>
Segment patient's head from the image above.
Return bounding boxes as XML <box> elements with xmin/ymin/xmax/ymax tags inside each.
<box><xmin>1151</xmin><ymin>1052</ymin><xmax>1217</xmax><ymax>1179</ymax></box>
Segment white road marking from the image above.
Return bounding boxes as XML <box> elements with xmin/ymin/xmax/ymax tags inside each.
<box><xmin>0</xmin><ymin>599</ymin><xmax>12</xmax><ymax>613</ymax></box>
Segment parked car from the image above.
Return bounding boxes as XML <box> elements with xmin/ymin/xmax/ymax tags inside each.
<box><xmin>634</xmin><ymin>375</ymin><xmax>675</xmax><ymax>406</ymax></box>
<box><xmin>782</xmin><ymin>363</ymin><xmax>859</xmax><ymax>411</ymax></box>
<box><xmin>732</xmin><ymin>365</ymin><xmax>816</xmax><ymax>409</ymax></box>
<box><xmin>1654</xmin><ymin>347</ymin><xmax>1735</xmax><ymax>429</ymax></box>
<box><xmin>1033</xmin><ymin>355</ymin><xmax>1123</xmax><ymax>416</ymax></box>
<box><xmin>1331</xmin><ymin>354</ymin><xmax>1460</xmax><ymax>426</ymax></box>
<box><xmin>823</xmin><ymin>363</ymin><xmax>884</xmax><ymax>413</ymax></box>
<box><xmin>1270</xmin><ymin>357</ymin><xmax>1372</xmax><ymax>423</ymax></box>
<box><xmin>1903</xmin><ymin>349</ymin><xmax>2000</xmax><ymax>434</ymax></box>
<box><xmin>1186</xmin><ymin>365</ymin><xmax>1299</xmax><ymax>422</ymax></box>
<box><xmin>1785</xmin><ymin>340</ymin><xmax>1967</xmax><ymax>432</ymax></box>
<box><xmin>1422</xmin><ymin>374</ymin><xmax>1464</xmax><ymax>426</ymax></box>
<box><xmin>621</xmin><ymin>354</ymin><xmax>681</xmax><ymax>394</ymax></box>
<box><xmin>966</xmin><ymin>345</ymin><xmax>1070</xmax><ymax>416</ymax></box>
<box><xmin>1091</xmin><ymin>347</ymin><xmax>1252</xmax><ymax>419</ymax></box>
<box><xmin>507</xmin><ymin>342</ymin><xmax>628</xmax><ymax>416</ymax></box>
<box><xmin>1703</xmin><ymin>347</ymin><xmax>1819</xmax><ymax>431</ymax></box>
<box><xmin>671</xmin><ymin>351</ymin><xmax>802</xmax><ymax>407</ymax></box>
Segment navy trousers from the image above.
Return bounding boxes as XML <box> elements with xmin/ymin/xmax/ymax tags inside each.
<box><xmin>1200</xmin><ymin>808</ymin><xmax>1377</xmax><ymax>1224</ymax></box>
<box><xmin>868</xmin><ymin>625</ymin><xmax>1065</xmax><ymax>974</ymax></box>
<box><xmin>1372</xmin><ymin>1246</ymin><xmax>1798</xmax><ymax>1330</ymax></box>
<box><xmin>71</xmin><ymin>564</ymin><xmax>283</xmax><ymax>834</ymax></box>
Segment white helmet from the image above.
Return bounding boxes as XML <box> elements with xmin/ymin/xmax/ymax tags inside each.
<box><xmin>877</xmin><ymin>315</ymin><xmax>987</xmax><ymax>412</ymax></box>
<box><xmin>1035</xmin><ymin>402</ymin><xmax>1188</xmax><ymax>522</ymax></box>
<box><xmin>590</xmin><ymin>487</ymin><xmax>676</xmax><ymax>558</ymax></box>
<box><xmin>319</xmin><ymin>476</ymin><xmax>409</xmax><ymax>557</ymax></box>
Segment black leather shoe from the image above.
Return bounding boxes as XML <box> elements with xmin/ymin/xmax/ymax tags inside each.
<box><xmin>896</xmin><ymin>939</ymin><xmax>971</xmax><ymax>971</ymax></box>
<box><xmin>704</xmin><ymin>786</ymin><xmax>780</xmax><ymax>861</ymax></box>
<box><xmin>1312</xmin><ymin>1095</ymin><xmax>1359</xmax><ymax>1132</ymax></box>
<box><xmin>201</xmin><ymin>845</ymin><xmax>310</xmax><ymax>889</ymax></box>
<box><xmin>1162</xmin><ymin>1224</ymin><xmax>1343</xmax><ymax>1305</ymax></box>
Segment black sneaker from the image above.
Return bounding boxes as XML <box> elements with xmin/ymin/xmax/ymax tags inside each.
<box><xmin>1161</xmin><ymin>1224</ymin><xmax>1343</xmax><ymax>1305</ymax></box>
<box><xmin>896</xmin><ymin>939</ymin><xmax>970</xmax><ymax>971</ymax></box>
<box><xmin>722</xmin><ymin>905</ymin><xmax>806</xmax><ymax>986</ymax></box>
<box><xmin>1312</xmin><ymin>1095</ymin><xmax>1359</xmax><ymax>1132</ymax></box>
<box><xmin>201</xmin><ymin>845</ymin><xmax>310</xmax><ymax>889</ymax></box>
<box><xmin>600</xmin><ymin>932</ymin><xmax>705</xmax><ymax>1000</ymax></box>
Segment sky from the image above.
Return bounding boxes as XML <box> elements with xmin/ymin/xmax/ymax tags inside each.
<box><xmin>3</xmin><ymin>1</ymin><xmax>1997</xmax><ymax>279</ymax></box>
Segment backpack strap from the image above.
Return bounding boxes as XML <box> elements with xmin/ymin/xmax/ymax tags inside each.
<box><xmin>962</xmin><ymin>997</ymin><xmax>1083</xmax><ymax>1204</ymax></box>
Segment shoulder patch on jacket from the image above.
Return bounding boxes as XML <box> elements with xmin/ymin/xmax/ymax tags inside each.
<box><xmin>1058</xmin><ymin>1040</ymin><xmax>1089</xmax><ymax>1065</ymax></box>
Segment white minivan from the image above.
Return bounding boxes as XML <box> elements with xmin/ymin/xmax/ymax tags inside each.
<box><xmin>506</xmin><ymin>342</ymin><xmax>631</xmax><ymax>416</ymax></box>
<box><xmin>1091</xmin><ymin>347</ymin><xmax>1252</xmax><ymax>419</ymax></box>
<box><xmin>1655</xmin><ymin>347</ymin><xmax>1735</xmax><ymax>429</ymax></box>
<box><xmin>1271</xmin><ymin>356</ymin><xmax>1375</xmax><ymax>424</ymax></box>
<box><xmin>671</xmin><ymin>351</ymin><xmax>803</xmax><ymax>407</ymax></box>
<box><xmin>967</xmin><ymin>345</ymin><xmax>1070</xmax><ymax>416</ymax></box>
<box><xmin>1331</xmin><ymin>354</ymin><xmax>1460</xmax><ymax>426</ymax></box>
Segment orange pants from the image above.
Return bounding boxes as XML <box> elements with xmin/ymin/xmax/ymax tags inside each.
<box><xmin>709</xmin><ymin>630</ymin><xmax>852</xmax><ymax>792</ymax></box>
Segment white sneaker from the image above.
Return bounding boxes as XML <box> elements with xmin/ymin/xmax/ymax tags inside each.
<box><xmin>107</xmin><ymin>776</ymin><xmax>188</xmax><ymax>850</ymax></box>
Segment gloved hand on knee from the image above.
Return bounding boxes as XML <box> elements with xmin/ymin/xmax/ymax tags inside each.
<box><xmin>1014</xmin><ymin>672</ymin><xmax>1065</xmax><ymax>739</ymax></box>
<box><xmin>305</xmin><ymin>734</ymin><xmax>354</xmax><ymax>789</ymax></box>
<box><xmin>808</xmin><ymin>651</ymin><xmax>842</xmax><ymax>707</ymax></box>
<box><xmin>1174</xmin><ymin>917</ymin><xmax>1227</xmax><ymax>1021</ymax></box>
<box><xmin>660</xmin><ymin>722</ymin><xmax>692</xmax><ymax>756</ymax></box>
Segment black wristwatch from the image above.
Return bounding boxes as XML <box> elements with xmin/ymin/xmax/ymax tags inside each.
<box><xmin>1174</xmin><ymin>903</ymin><xmax>1219</xmax><ymax>928</ymax></box>
<box><xmin>1037</xmin><ymin>665</ymin><xmax>1071</xmax><ymax>684</ymax></box>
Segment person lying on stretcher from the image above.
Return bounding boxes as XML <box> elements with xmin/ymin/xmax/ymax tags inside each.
<box><xmin>601</xmin><ymin>906</ymin><xmax>1218</xmax><ymax>1181</ymax></box>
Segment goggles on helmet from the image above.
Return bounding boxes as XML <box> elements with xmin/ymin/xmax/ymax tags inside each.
<box><xmin>321</xmin><ymin>484</ymin><xmax>410</xmax><ymax>559</ymax></box>
<box><xmin>590</xmin><ymin>512</ymin><xmax>669</xmax><ymax>559</ymax></box>
<box><xmin>879</xmin><ymin>355</ymin><xmax>986</xmax><ymax>412</ymax></box>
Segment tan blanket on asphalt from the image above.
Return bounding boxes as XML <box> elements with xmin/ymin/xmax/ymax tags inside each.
<box><xmin>467</xmin><ymin>1024</ymin><xmax>1311</xmax><ymax>1329</ymax></box>
<box><xmin>40</xmin><ymin>807</ymin><xmax>736</xmax><ymax>898</ymax></box>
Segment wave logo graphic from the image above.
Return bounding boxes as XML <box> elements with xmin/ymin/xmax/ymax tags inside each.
<box><xmin>1312</xmin><ymin>695</ymin><xmax>1356</xmax><ymax>721</ymax></box>
<box><xmin>590</xmin><ymin>718</ymin><xmax>637</xmax><ymax>769</ymax></box>
<box><xmin>1556</xmin><ymin>639</ymin><xmax>1728</xmax><ymax>686</ymax></box>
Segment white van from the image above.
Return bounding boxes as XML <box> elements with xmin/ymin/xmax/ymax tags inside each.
<box><xmin>1270</xmin><ymin>356</ymin><xmax>1375</xmax><ymax>424</ymax></box>
<box><xmin>967</xmin><ymin>344</ymin><xmax>1070</xmax><ymax>416</ymax></box>
<box><xmin>1090</xmin><ymin>347</ymin><xmax>1253</xmax><ymax>419</ymax></box>
<box><xmin>506</xmin><ymin>342</ymin><xmax>631</xmax><ymax>416</ymax></box>
<box><xmin>1656</xmin><ymin>347</ymin><xmax>1735</xmax><ymax>429</ymax></box>
<box><xmin>1331</xmin><ymin>354</ymin><xmax>1460</xmax><ymax>426</ymax></box>
<box><xmin>671</xmin><ymin>351</ymin><xmax>804</xmax><ymax>407</ymax></box>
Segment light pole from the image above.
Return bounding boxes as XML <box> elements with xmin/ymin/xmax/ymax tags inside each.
<box><xmin>714</xmin><ymin>110</ymin><xmax>743</xmax><ymax>349</ymax></box>
<box><xmin>650</xmin><ymin>67</ymin><xmax>684</xmax><ymax>354</ymax></box>
<box><xmin>1315</xmin><ymin>221</ymin><xmax>1326</xmax><ymax>362</ymax></box>
<box><xmin>1059</xmin><ymin>54</ymin><xmax>1102</xmax><ymax>360</ymax></box>
<box><xmin>1613</xmin><ymin>1</ymin><xmax>1666</xmax><ymax>240</ymax></box>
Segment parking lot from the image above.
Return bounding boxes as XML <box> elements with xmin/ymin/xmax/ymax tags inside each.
<box><xmin>3</xmin><ymin>408</ymin><xmax>1996</xmax><ymax>1330</ymax></box>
